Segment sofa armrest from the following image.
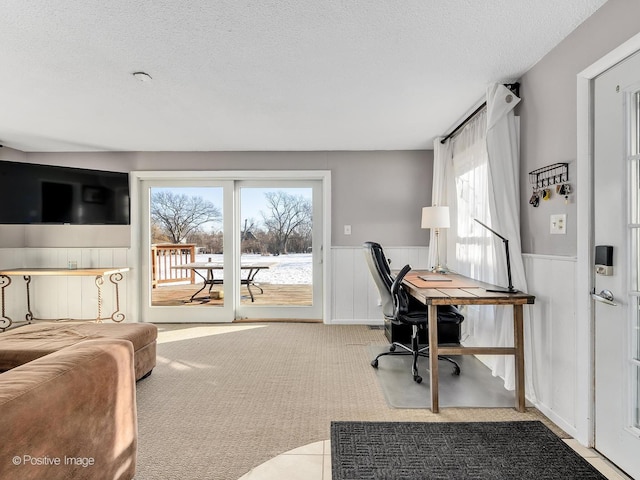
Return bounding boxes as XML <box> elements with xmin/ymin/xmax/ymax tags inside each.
<box><xmin>0</xmin><ymin>338</ymin><xmax>137</xmax><ymax>480</ymax></box>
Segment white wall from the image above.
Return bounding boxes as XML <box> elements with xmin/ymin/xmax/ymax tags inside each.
<box><xmin>522</xmin><ymin>254</ymin><xmax>579</xmax><ymax>438</ymax></box>
<box><xmin>331</xmin><ymin>246</ymin><xmax>430</xmax><ymax>324</ymax></box>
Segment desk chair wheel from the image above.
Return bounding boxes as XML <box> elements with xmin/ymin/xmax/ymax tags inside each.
<box><xmin>453</xmin><ymin>364</ymin><xmax>461</xmax><ymax>376</ymax></box>
<box><xmin>414</xmin><ymin>375</ymin><xmax>422</xmax><ymax>384</ymax></box>
<box><xmin>389</xmin><ymin>344</ymin><xmax>396</xmax><ymax>352</ymax></box>
<box><xmin>371</xmin><ymin>359</ymin><xmax>379</xmax><ymax>368</ymax></box>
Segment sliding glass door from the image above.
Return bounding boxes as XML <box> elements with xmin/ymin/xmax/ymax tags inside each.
<box><xmin>134</xmin><ymin>172</ymin><xmax>327</xmax><ymax>323</ymax></box>
<box><xmin>235</xmin><ymin>181</ymin><xmax>322</xmax><ymax>320</ymax></box>
<box><xmin>141</xmin><ymin>179</ymin><xmax>234</xmax><ymax>323</ymax></box>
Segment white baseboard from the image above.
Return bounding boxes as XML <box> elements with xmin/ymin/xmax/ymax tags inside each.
<box><xmin>534</xmin><ymin>401</ymin><xmax>584</xmax><ymax>445</ymax></box>
<box><xmin>330</xmin><ymin>318</ymin><xmax>384</xmax><ymax>326</ymax></box>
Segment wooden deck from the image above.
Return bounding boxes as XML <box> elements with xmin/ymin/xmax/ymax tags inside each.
<box><xmin>152</xmin><ymin>283</ymin><xmax>313</xmax><ymax>306</ymax></box>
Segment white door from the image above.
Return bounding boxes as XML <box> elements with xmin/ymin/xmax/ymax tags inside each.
<box><xmin>593</xmin><ymin>50</ymin><xmax>640</xmax><ymax>479</ymax></box>
<box><xmin>235</xmin><ymin>180</ymin><xmax>323</xmax><ymax>320</ymax></box>
<box><xmin>140</xmin><ymin>179</ymin><xmax>235</xmax><ymax>323</ymax></box>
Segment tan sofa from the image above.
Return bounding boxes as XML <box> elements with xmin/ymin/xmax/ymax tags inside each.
<box><xmin>0</xmin><ymin>322</ymin><xmax>157</xmax><ymax>381</ymax></box>
<box><xmin>0</xmin><ymin>322</ymin><xmax>158</xmax><ymax>479</ymax></box>
<box><xmin>0</xmin><ymin>338</ymin><xmax>138</xmax><ymax>480</ymax></box>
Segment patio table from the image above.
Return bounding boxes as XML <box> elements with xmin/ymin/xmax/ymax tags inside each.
<box><xmin>171</xmin><ymin>263</ymin><xmax>272</xmax><ymax>302</ymax></box>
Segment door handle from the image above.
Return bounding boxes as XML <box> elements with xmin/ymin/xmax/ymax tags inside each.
<box><xmin>591</xmin><ymin>289</ymin><xmax>617</xmax><ymax>306</ymax></box>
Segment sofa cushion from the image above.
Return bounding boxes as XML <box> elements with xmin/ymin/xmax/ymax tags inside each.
<box><xmin>0</xmin><ymin>322</ymin><xmax>157</xmax><ymax>373</ymax></box>
<box><xmin>0</xmin><ymin>338</ymin><xmax>137</xmax><ymax>480</ymax></box>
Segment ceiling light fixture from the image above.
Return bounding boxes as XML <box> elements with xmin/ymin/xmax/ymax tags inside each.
<box><xmin>132</xmin><ymin>71</ymin><xmax>152</xmax><ymax>82</ymax></box>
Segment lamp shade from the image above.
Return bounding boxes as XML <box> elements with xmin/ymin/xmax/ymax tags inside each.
<box><xmin>421</xmin><ymin>206</ymin><xmax>450</xmax><ymax>229</ymax></box>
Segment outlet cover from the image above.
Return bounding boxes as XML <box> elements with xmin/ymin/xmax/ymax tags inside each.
<box><xmin>550</xmin><ymin>214</ymin><xmax>566</xmax><ymax>234</ymax></box>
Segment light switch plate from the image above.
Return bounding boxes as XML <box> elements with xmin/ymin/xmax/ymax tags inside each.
<box><xmin>344</xmin><ymin>225</ymin><xmax>352</xmax><ymax>235</ymax></box>
<box><xmin>550</xmin><ymin>214</ymin><xmax>566</xmax><ymax>234</ymax></box>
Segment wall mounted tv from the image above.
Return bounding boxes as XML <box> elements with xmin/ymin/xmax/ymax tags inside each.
<box><xmin>0</xmin><ymin>160</ymin><xmax>130</xmax><ymax>225</ymax></box>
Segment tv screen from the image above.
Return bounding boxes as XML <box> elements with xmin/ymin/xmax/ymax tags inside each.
<box><xmin>0</xmin><ymin>160</ymin><xmax>130</xmax><ymax>225</ymax></box>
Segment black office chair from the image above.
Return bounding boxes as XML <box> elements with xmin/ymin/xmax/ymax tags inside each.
<box><xmin>363</xmin><ymin>241</ymin><xmax>464</xmax><ymax>383</ymax></box>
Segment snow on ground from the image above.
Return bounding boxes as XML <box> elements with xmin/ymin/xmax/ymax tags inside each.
<box><xmin>193</xmin><ymin>253</ymin><xmax>312</xmax><ymax>284</ymax></box>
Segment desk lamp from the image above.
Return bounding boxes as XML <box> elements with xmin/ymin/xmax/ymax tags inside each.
<box><xmin>421</xmin><ymin>206</ymin><xmax>450</xmax><ymax>273</ymax></box>
<box><xmin>473</xmin><ymin>218</ymin><xmax>518</xmax><ymax>293</ymax></box>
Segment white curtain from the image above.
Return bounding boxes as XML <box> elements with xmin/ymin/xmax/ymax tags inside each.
<box><xmin>441</xmin><ymin>110</ymin><xmax>498</xmax><ymax>350</ymax></box>
<box><xmin>428</xmin><ymin>139</ymin><xmax>453</xmax><ymax>270</ymax></box>
<box><xmin>485</xmin><ymin>84</ymin><xmax>536</xmax><ymax>400</ymax></box>
<box><xmin>448</xmin><ymin>110</ymin><xmax>493</xmax><ymax>280</ymax></box>
<box><xmin>431</xmin><ymin>84</ymin><xmax>537</xmax><ymax>401</ymax></box>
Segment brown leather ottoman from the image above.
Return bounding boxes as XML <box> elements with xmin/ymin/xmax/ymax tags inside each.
<box><xmin>0</xmin><ymin>322</ymin><xmax>157</xmax><ymax>381</ymax></box>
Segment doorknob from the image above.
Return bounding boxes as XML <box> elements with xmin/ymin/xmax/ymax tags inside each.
<box><xmin>591</xmin><ymin>289</ymin><xmax>617</xmax><ymax>306</ymax></box>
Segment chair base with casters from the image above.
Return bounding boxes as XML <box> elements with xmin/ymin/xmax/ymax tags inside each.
<box><xmin>371</xmin><ymin>323</ymin><xmax>461</xmax><ymax>383</ymax></box>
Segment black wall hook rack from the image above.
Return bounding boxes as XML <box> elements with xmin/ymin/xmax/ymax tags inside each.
<box><xmin>528</xmin><ymin>163</ymin><xmax>569</xmax><ymax>189</ymax></box>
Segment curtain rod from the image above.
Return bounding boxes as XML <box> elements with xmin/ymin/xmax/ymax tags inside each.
<box><xmin>439</xmin><ymin>82</ymin><xmax>520</xmax><ymax>144</ymax></box>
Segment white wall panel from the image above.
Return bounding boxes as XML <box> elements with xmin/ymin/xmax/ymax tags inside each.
<box><xmin>0</xmin><ymin>248</ymin><xmax>131</xmax><ymax>327</ymax></box>
<box><xmin>523</xmin><ymin>253</ymin><xmax>578</xmax><ymax>437</ymax></box>
<box><xmin>4</xmin><ymin>245</ymin><xmax>418</xmax><ymax>326</ymax></box>
<box><xmin>331</xmin><ymin>246</ymin><xmax>429</xmax><ymax>324</ymax></box>
<box><xmin>352</xmin><ymin>248</ymin><xmax>372</xmax><ymax>321</ymax></box>
<box><xmin>331</xmin><ymin>248</ymin><xmax>355</xmax><ymax>321</ymax></box>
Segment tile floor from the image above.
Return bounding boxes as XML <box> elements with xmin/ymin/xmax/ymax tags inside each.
<box><xmin>238</xmin><ymin>438</ymin><xmax>632</xmax><ymax>480</ymax></box>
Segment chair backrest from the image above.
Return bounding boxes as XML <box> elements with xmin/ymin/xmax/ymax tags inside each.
<box><xmin>364</xmin><ymin>245</ymin><xmax>464</xmax><ymax>329</ymax></box>
<box><xmin>363</xmin><ymin>241</ymin><xmax>394</xmax><ymax>319</ymax></box>
<box><xmin>390</xmin><ymin>264</ymin><xmax>413</xmax><ymax>319</ymax></box>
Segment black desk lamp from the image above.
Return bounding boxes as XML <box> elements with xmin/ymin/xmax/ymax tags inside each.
<box><xmin>473</xmin><ymin>218</ymin><xmax>518</xmax><ymax>294</ymax></box>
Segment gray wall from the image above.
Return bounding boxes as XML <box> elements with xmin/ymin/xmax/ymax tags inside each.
<box><xmin>0</xmin><ymin>149</ymin><xmax>433</xmax><ymax>248</ymax></box>
<box><xmin>518</xmin><ymin>0</ymin><xmax>640</xmax><ymax>255</ymax></box>
<box><xmin>0</xmin><ymin>146</ymin><xmax>26</xmax><ymax>162</ymax></box>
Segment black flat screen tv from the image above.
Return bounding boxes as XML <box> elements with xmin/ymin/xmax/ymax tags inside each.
<box><xmin>0</xmin><ymin>160</ymin><xmax>130</xmax><ymax>225</ymax></box>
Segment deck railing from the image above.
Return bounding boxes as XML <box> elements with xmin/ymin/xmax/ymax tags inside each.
<box><xmin>151</xmin><ymin>244</ymin><xmax>196</xmax><ymax>288</ymax></box>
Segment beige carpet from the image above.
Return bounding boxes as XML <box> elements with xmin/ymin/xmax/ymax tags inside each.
<box><xmin>134</xmin><ymin>323</ymin><xmax>558</xmax><ymax>480</ymax></box>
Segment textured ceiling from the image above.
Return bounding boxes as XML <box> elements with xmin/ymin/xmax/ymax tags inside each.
<box><xmin>0</xmin><ymin>0</ymin><xmax>607</xmax><ymax>152</ymax></box>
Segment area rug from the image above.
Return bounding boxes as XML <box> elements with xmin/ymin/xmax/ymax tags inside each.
<box><xmin>331</xmin><ymin>420</ymin><xmax>606</xmax><ymax>480</ymax></box>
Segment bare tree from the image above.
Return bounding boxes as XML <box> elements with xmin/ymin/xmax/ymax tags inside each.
<box><xmin>150</xmin><ymin>222</ymin><xmax>171</xmax><ymax>244</ymax></box>
<box><xmin>261</xmin><ymin>192</ymin><xmax>312</xmax><ymax>254</ymax></box>
<box><xmin>151</xmin><ymin>191</ymin><xmax>221</xmax><ymax>244</ymax></box>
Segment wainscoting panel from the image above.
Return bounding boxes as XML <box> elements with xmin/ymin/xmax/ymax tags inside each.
<box><xmin>522</xmin><ymin>253</ymin><xmax>578</xmax><ymax>437</ymax></box>
<box><xmin>0</xmin><ymin>248</ymin><xmax>131</xmax><ymax>325</ymax></box>
<box><xmin>331</xmin><ymin>246</ymin><xmax>430</xmax><ymax>324</ymax></box>
<box><xmin>2</xmin><ymin>245</ymin><xmax>428</xmax><ymax>327</ymax></box>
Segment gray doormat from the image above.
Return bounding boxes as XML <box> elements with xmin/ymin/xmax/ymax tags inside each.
<box><xmin>369</xmin><ymin>345</ymin><xmax>526</xmax><ymax>408</ymax></box>
<box><xmin>331</xmin><ymin>421</ymin><xmax>607</xmax><ymax>480</ymax></box>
